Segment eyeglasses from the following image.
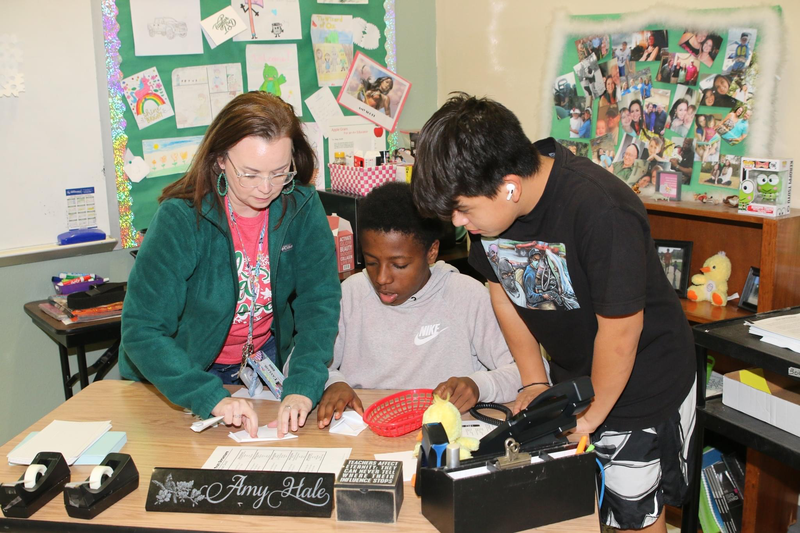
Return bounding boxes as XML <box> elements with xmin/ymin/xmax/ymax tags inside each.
<box><xmin>225</xmin><ymin>154</ymin><xmax>297</xmax><ymax>189</ymax></box>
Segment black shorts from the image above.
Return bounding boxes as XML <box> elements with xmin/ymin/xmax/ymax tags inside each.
<box><xmin>592</xmin><ymin>378</ymin><xmax>697</xmax><ymax>530</ymax></box>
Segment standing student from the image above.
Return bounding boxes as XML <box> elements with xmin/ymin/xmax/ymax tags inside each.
<box><xmin>121</xmin><ymin>92</ymin><xmax>341</xmax><ymax>438</ymax></box>
<box><xmin>317</xmin><ymin>182</ymin><xmax>521</xmax><ymax>426</ymax></box>
<box><xmin>411</xmin><ymin>93</ymin><xmax>696</xmax><ymax>533</ymax></box>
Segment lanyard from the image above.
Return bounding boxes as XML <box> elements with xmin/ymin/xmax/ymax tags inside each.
<box><xmin>226</xmin><ymin>198</ymin><xmax>268</xmax><ymax>367</ymax></box>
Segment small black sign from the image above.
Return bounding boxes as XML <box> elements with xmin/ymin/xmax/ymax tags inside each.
<box><xmin>145</xmin><ymin>468</ymin><xmax>333</xmax><ymax>517</ymax></box>
<box><xmin>337</xmin><ymin>460</ymin><xmax>401</xmax><ymax>486</ymax></box>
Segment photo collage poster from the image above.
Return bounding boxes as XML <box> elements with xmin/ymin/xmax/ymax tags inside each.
<box><xmin>552</xmin><ymin>20</ymin><xmax>761</xmax><ymax>201</ymax></box>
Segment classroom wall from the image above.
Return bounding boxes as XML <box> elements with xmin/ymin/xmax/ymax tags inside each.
<box><xmin>435</xmin><ymin>0</ymin><xmax>800</xmax><ymax>208</ymax></box>
<box><xmin>0</xmin><ymin>0</ymin><xmax>437</xmax><ymax>447</ymax></box>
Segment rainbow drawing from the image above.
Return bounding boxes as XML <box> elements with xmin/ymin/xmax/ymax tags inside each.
<box><xmin>135</xmin><ymin>92</ymin><xmax>166</xmax><ymax>115</ymax></box>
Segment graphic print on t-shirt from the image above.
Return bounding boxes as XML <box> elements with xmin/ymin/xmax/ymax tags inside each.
<box><xmin>482</xmin><ymin>238</ymin><xmax>580</xmax><ymax>310</ymax></box>
<box><xmin>233</xmin><ymin>251</ymin><xmax>273</xmax><ymax>323</ymax></box>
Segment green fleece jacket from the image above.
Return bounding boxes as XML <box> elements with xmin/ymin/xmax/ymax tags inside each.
<box><xmin>120</xmin><ymin>186</ymin><xmax>341</xmax><ymax>418</ymax></box>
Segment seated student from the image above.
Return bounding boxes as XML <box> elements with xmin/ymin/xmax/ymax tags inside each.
<box><xmin>317</xmin><ymin>182</ymin><xmax>522</xmax><ymax>427</ymax></box>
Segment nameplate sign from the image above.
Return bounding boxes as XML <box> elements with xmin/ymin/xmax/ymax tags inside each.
<box><xmin>145</xmin><ymin>468</ymin><xmax>333</xmax><ymax>517</ymax></box>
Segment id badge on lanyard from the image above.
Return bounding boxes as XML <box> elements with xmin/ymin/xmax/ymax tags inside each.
<box><xmin>245</xmin><ymin>351</ymin><xmax>284</xmax><ymax>399</ymax></box>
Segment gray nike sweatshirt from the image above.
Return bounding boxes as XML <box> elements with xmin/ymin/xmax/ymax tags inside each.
<box><xmin>326</xmin><ymin>261</ymin><xmax>521</xmax><ymax>402</ymax></box>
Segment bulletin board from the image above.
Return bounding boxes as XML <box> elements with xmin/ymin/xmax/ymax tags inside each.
<box><xmin>103</xmin><ymin>0</ymin><xmax>395</xmax><ymax>248</ymax></box>
<box><xmin>544</xmin><ymin>7</ymin><xmax>782</xmax><ymax>201</ymax></box>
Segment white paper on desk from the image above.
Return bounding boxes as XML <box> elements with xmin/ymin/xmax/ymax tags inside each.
<box><xmin>328</xmin><ymin>116</ymin><xmax>386</xmax><ymax>164</ymax></box>
<box><xmin>374</xmin><ymin>451</ymin><xmax>416</xmax><ymax>482</ymax></box>
<box><xmin>329</xmin><ymin>411</ymin><xmax>368</xmax><ymax>436</ymax></box>
<box><xmin>231</xmin><ymin>387</ymin><xmax>279</xmax><ymax>401</ymax></box>
<box><xmin>203</xmin><ymin>446</ymin><xmax>352</xmax><ymax>474</ymax></box>
<box><xmin>229</xmin><ymin>426</ymin><xmax>298</xmax><ymax>443</ymax></box>
<box><xmin>305</xmin><ymin>87</ymin><xmax>344</xmax><ymax>138</ymax></box>
<box><xmin>7</xmin><ymin>420</ymin><xmax>111</xmax><ymax>465</ymax></box>
<box><xmin>460</xmin><ymin>420</ymin><xmax>495</xmax><ymax>440</ymax></box>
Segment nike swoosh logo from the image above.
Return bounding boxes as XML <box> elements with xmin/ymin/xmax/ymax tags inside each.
<box><xmin>414</xmin><ymin>327</ymin><xmax>448</xmax><ymax>346</ymax></box>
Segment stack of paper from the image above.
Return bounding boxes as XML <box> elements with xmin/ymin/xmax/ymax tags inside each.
<box><xmin>10</xmin><ymin>431</ymin><xmax>126</xmax><ymax>466</ymax></box>
<box><xmin>748</xmin><ymin>313</ymin><xmax>800</xmax><ymax>353</ymax></box>
<box><xmin>228</xmin><ymin>426</ymin><xmax>298</xmax><ymax>443</ymax></box>
<box><xmin>7</xmin><ymin>420</ymin><xmax>112</xmax><ymax>465</ymax></box>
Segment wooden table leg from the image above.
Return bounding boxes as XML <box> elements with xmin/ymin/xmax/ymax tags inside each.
<box><xmin>741</xmin><ymin>448</ymin><xmax>800</xmax><ymax>533</ymax></box>
<box><xmin>58</xmin><ymin>344</ymin><xmax>73</xmax><ymax>400</ymax></box>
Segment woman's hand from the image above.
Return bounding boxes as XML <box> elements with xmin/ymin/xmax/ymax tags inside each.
<box><xmin>512</xmin><ymin>383</ymin><xmax>550</xmax><ymax>415</ymax></box>
<box><xmin>433</xmin><ymin>377</ymin><xmax>480</xmax><ymax>413</ymax></box>
<box><xmin>211</xmin><ymin>397</ymin><xmax>259</xmax><ymax>438</ymax></box>
<box><xmin>268</xmin><ymin>394</ymin><xmax>313</xmax><ymax>438</ymax></box>
<box><xmin>317</xmin><ymin>383</ymin><xmax>364</xmax><ymax>428</ymax></box>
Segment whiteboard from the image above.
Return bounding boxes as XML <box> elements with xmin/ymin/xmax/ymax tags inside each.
<box><xmin>0</xmin><ymin>0</ymin><xmax>112</xmax><ymax>253</ymax></box>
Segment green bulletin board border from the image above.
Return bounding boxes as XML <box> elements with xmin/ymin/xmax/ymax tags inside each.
<box><xmin>104</xmin><ymin>0</ymin><xmax>395</xmax><ymax>248</ymax></box>
<box><xmin>545</xmin><ymin>6</ymin><xmax>782</xmax><ymax>200</ymax></box>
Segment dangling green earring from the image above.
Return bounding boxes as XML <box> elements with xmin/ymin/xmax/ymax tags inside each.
<box><xmin>217</xmin><ymin>172</ymin><xmax>228</xmax><ymax>196</ymax></box>
<box><xmin>281</xmin><ymin>179</ymin><xmax>296</xmax><ymax>195</ymax></box>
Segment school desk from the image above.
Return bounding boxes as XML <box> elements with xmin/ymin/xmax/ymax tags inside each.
<box><xmin>0</xmin><ymin>381</ymin><xmax>600</xmax><ymax>532</ymax></box>
<box><xmin>23</xmin><ymin>300</ymin><xmax>121</xmax><ymax>400</ymax></box>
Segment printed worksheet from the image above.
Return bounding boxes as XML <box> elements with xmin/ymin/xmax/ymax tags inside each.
<box><xmin>203</xmin><ymin>447</ymin><xmax>351</xmax><ymax>474</ymax></box>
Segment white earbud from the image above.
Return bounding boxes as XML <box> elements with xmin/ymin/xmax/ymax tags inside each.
<box><xmin>506</xmin><ymin>183</ymin><xmax>516</xmax><ymax>201</ymax></box>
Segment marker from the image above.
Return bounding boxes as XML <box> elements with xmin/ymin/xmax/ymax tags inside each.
<box><xmin>576</xmin><ymin>435</ymin><xmax>588</xmax><ymax>454</ymax></box>
<box><xmin>58</xmin><ymin>272</ymin><xmax>95</xmax><ymax>279</ymax></box>
<box><xmin>60</xmin><ymin>275</ymin><xmax>94</xmax><ymax>286</ymax></box>
<box><xmin>585</xmin><ymin>444</ymin><xmax>595</xmax><ymax>453</ymax></box>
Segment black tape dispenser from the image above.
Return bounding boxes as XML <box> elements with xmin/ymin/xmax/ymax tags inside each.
<box><xmin>0</xmin><ymin>451</ymin><xmax>71</xmax><ymax>518</ymax></box>
<box><xmin>63</xmin><ymin>453</ymin><xmax>139</xmax><ymax>519</ymax></box>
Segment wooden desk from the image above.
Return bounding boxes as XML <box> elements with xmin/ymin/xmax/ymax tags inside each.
<box><xmin>23</xmin><ymin>301</ymin><xmax>121</xmax><ymax>400</ymax></box>
<box><xmin>0</xmin><ymin>381</ymin><xmax>599</xmax><ymax>532</ymax></box>
<box><xmin>683</xmin><ymin>308</ymin><xmax>800</xmax><ymax>533</ymax></box>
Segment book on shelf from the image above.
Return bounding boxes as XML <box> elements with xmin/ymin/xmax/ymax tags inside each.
<box><xmin>699</xmin><ymin>447</ymin><xmax>745</xmax><ymax>533</ymax></box>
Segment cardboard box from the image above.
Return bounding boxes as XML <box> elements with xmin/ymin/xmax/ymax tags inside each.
<box><xmin>738</xmin><ymin>158</ymin><xmax>793</xmax><ymax>217</ymax></box>
<box><xmin>722</xmin><ymin>368</ymin><xmax>800</xmax><ymax>438</ymax></box>
<box><xmin>334</xmin><ymin>460</ymin><xmax>403</xmax><ymax>523</ymax></box>
<box><xmin>327</xmin><ymin>214</ymin><xmax>354</xmax><ymax>273</ymax></box>
<box><xmin>319</xmin><ymin>190</ymin><xmax>364</xmax><ymax>265</ymax></box>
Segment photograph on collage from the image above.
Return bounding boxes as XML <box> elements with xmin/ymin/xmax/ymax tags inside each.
<box><xmin>722</xmin><ymin>28</ymin><xmax>757</xmax><ymax>74</ymax></box>
<box><xmin>575</xmin><ymin>34</ymin><xmax>610</xmax><ymax>61</ymax></box>
<box><xmin>699</xmin><ymin>155</ymin><xmax>742</xmax><ymax>188</ymax></box>
<box><xmin>591</xmin><ymin>133</ymin><xmax>616</xmax><ymax>170</ymax></box>
<box><xmin>553</xmin><ymin>72</ymin><xmax>580</xmax><ymax>120</ymax></box>
<box><xmin>678</xmin><ymin>30</ymin><xmax>723</xmax><ymax>66</ymax></box>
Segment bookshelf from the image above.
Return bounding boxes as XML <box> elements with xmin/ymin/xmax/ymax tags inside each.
<box><xmin>643</xmin><ymin>199</ymin><xmax>800</xmax><ymax>315</ymax></box>
<box><xmin>644</xmin><ymin>201</ymin><xmax>800</xmax><ymax>533</ymax></box>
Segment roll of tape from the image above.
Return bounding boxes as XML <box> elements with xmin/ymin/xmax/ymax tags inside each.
<box><xmin>23</xmin><ymin>464</ymin><xmax>47</xmax><ymax>489</ymax></box>
<box><xmin>89</xmin><ymin>466</ymin><xmax>114</xmax><ymax>490</ymax></box>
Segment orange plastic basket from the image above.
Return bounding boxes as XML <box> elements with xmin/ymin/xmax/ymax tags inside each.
<box><xmin>363</xmin><ymin>389</ymin><xmax>434</xmax><ymax>437</ymax></box>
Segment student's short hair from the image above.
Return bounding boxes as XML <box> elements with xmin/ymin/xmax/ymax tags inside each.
<box><xmin>412</xmin><ymin>92</ymin><xmax>541</xmax><ymax>219</ymax></box>
<box><xmin>359</xmin><ymin>182</ymin><xmax>442</xmax><ymax>250</ymax></box>
<box><xmin>606</xmin><ymin>106</ymin><xmax>619</xmax><ymax>118</ymax></box>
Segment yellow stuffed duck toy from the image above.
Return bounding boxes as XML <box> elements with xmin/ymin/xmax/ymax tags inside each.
<box><xmin>414</xmin><ymin>394</ymin><xmax>480</xmax><ymax>461</ymax></box>
<box><xmin>687</xmin><ymin>251</ymin><xmax>731</xmax><ymax>306</ymax></box>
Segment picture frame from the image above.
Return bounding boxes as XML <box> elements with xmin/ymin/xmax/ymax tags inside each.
<box><xmin>655</xmin><ymin>170</ymin><xmax>682</xmax><ymax>201</ymax></box>
<box><xmin>739</xmin><ymin>266</ymin><xmax>760</xmax><ymax>312</ymax></box>
<box><xmin>337</xmin><ymin>51</ymin><xmax>411</xmax><ymax>133</ymax></box>
<box><xmin>654</xmin><ymin>239</ymin><xmax>693</xmax><ymax>297</ymax></box>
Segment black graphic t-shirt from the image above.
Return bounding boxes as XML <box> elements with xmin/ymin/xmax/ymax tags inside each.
<box><xmin>469</xmin><ymin>138</ymin><xmax>695</xmax><ymax>430</ymax></box>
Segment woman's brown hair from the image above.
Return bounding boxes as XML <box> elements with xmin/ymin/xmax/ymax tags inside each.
<box><xmin>159</xmin><ymin>91</ymin><xmax>315</xmax><ymax>219</ymax></box>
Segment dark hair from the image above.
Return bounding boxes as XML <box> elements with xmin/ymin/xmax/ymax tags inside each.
<box><xmin>411</xmin><ymin>92</ymin><xmax>541</xmax><ymax>219</ymax></box>
<box><xmin>372</xmin><ymin>77</ymin><xmax>394</xmax><ymax>94</ymax></box>
<box><xmin>671</xmin><ymin>98</ymin><xmax>689</xmax><ymax>118</ymax></box>
<box><xmin>359</xmin><ymin>182</ymin><xmax>442</xmax><ymax>250</ymax></box>
<box><xmin>159</xmin><ymin>91</ymin><xmax>315</xmax><ymax>223</ymax></box>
